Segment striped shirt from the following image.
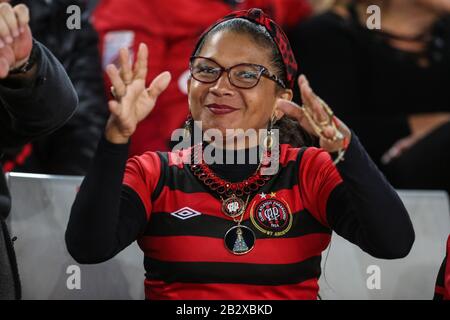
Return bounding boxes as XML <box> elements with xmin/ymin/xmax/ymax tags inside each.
<box><xmin>66</xmin><ymin>134</ymin><xmax>414</xmax><ymax>300</ymax></box>
<box><xmin>123</xmin><ymin>144</ymin><xmax>342</xmax><ymax>300</ymax></box>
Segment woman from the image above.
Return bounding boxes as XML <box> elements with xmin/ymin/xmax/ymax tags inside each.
<box><xmin>288</xmin><ymin>0</ymin><xmax>450</xmax><ymax>193</ymax></box>
<box><xmin>92</xmin><ymin>0</ymin><xmax>312</xmax><ymax>155</ymax></box>
<box><xmin>65</xmin><ymin>8</ymin><xmax>414</xmax><ymax>300</ymax></box>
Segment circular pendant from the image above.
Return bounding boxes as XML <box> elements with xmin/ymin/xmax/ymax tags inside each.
<box><xmin>222</xmin><ymin>195</ymin><xmax>245</xmax><ymax>218</ymax></box>
<box><xmin>224</xmin><ymin>225</ymin><xmax>256</xmax><ymax>255</ymax></box>
<box><xmin>250</xmin><ymin>198</ymin><xmax>293</xmax><ymax>237</ymax></box>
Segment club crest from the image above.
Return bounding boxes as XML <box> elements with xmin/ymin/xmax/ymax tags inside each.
<box><xmin>250</xmin><ymin>196</ymin><xmax>292</xmax><ymax>236</ymax></box>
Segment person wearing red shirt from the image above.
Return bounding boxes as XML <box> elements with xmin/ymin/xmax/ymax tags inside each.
<box><xmin>66</xmin><ymin>8</ymin><xmax>414</xmax><ymax>299</ymax></box>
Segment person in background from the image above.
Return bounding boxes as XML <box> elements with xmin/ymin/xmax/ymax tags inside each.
<box><xmin>92</xmin><ymin>0</ymin><xmax>312</xmax><ymax>156</ymax></box>
<box><xmin>309</xmin><ymin>0</ymin><xmax>337</xmax><ymax>13</ymax></box>
<box><xmin>434</xmin><ymin>235</ymin><xmax>450</xmax><ymax>300</ymax></box>
<box><xmin>0</xmin><ymin>2</ymin><xmax>78</xmax><ymax>299</ymax></box>
<box><xmin>2</xmin><ymin>0</ymin><xmax>107</xmax><ymax>175</ymax></box>
<box><xmin>288</xmin><ymin>0</ymin><xmax>450</xmax><ymax>193</ymax></box>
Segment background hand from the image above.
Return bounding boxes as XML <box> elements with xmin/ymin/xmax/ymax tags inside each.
<box><xmin>382</xmin><ymin>113</ymin><xmax>450</xmax><ymax>164</ymax></box>
<box><xmin>0</xmin><ymin>3</ymin><xmax>32</xmax><ymax>78</ymax></box>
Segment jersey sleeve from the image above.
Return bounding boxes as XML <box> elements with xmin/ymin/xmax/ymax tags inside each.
<box><xmin>298</xmin><ymin>147</ymin><xmax>343</xmax><ymax>227</ymax></box>
<box><xmin>123</xmin><ymin>151</ymin><xmax>162</xmax><ymax>219</ymax></box>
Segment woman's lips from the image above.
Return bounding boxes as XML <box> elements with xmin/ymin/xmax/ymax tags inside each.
<box><xmin>206</xmin><ymin>103</ymin><xmax>238</xmax><ymax>115</ymax></box>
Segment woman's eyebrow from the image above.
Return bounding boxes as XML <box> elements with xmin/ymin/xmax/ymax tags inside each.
<box><xmin>198</xmin><ymin>55</ymin><xmax>267</xmax><ymax>67</ymax></box>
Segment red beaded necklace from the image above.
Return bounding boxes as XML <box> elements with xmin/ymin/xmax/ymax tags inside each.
<box><xmin>189</xmin><ymin>143</ymin><xmax>276</xmax><ymax>256</ymax></box>
<box><xmin>189</xmin><ymin>144</ymin><xmax>273</xmax><ymax>217</ymax></box>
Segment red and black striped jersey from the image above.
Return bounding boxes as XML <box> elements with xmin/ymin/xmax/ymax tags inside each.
<box><xmin>123</xmin><ymin>144</ymin><xmax>342</xmax><ymax>300</ymax></box>
<box><xmin>66</xmin><ymin>134</ymin><xmax>415</xmax><ymax>299</ymax></box>
<box><xmin>434</xmin><ymin>235</ymin><xmax>450</xmax><ymax>300</ymax></box>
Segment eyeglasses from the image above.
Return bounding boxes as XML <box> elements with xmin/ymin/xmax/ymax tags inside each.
<box><xmin>189</xmin><ymin>56</ymin><xmax>286</xmax><ymax>89</ymax></box>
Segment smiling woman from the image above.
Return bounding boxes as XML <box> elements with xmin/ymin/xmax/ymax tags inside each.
<box><xmin>65</xmin><ymin>8</ymin><xmax>415</xmax><ymax>300</ymax></box>
<box><xmin>187</xmin><ymin>17</ymin><xmax>292</xmax><ymax>145</ymax></box>
<box><xmin>188</xmin><ymin>19</ymin><xmax>312</xmax><ymax>147</ymax></box>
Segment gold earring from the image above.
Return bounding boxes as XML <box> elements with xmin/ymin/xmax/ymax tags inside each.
<box><xmin>263</xmin><ymin>116</ymin><xmax>275</xmax><ymax>151</ymax></box>
<box><xmin>184</xmin><ymin>115</ymin><xmax>192</xmax><ymax>139</ymax></box>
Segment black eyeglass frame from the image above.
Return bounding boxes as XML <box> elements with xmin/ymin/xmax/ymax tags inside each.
<box><xmin>189</xmin><ymin>56</ymin><xmax>287</xmax><ymax>89</ymax></box>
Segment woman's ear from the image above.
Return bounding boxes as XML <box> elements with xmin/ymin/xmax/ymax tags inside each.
<box><xmin>273</xmin><ymin>89</ymin><xmax>293</xmax><ymax>120</ymax></box>
<box><xmin>279</xmin><ymin>89</ymin><xmax>293</xmax><ymax>101</ymax></box>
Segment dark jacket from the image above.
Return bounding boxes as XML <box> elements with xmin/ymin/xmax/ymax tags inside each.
<box><xmin>288</xmin><ymin>8</ymin><xmax>450</xmax><ymax>166</ymax></box>
<box><xmin>0</xmin><ymin>40</ymin><xmax>78</xmax><ymax>299</ymax></box>
<box><xmin>3</xmin><ymin>0</ymin><xmax>107</xmax><ymax>175</ymax></box>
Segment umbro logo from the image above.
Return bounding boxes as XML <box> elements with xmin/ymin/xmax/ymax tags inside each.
<box><xmin>171</xmin><ymin>207</ymin><xmax>202</xmax><ymax>220</ymax></box>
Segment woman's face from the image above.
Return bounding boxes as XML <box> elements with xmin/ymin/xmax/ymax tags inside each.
<box><xmin>187</xmin><ymin>30</ymin><xmax>292</xmax><ymax>140</ymax></box>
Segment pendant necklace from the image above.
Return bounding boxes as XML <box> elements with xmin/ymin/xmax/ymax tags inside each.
<box><xmin>190</xmin><ymin>144</ymin><xmax>273</xmax><ymax>255</ymax></box>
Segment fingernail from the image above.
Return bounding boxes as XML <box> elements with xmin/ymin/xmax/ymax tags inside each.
<box><xmin>13</xmin><ymin>30</ymin><xmax>19</xmax><ymax>38</ymax></box>
<box><xmin>20</xmin><ymin>27</ymin><xmax>25</xmax><ymax>33</ymax></box>
<box><xmin>299</xmin><ymin>76</ymin><xmax>306</xmax><ymax>85</ymax></box>
<box><xmin>389</xmin><ymin>147</ymin><xmax>399</xmax><ymax>158</ymax></box>
<box><xmin>5</xmin><ymin>36</ymin><xmax>13</xmax><ymax>44</ymax></box>
<box><xmin>381</xmin><ymin>154</ymin><xmax>390</xmax><ymax>165</ymax></box>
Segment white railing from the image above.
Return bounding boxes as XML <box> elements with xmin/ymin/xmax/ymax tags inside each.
<box><xmin>5</xmin><ymin>173</ymin><xmax>450</xmax><ymax>300</ymax></box>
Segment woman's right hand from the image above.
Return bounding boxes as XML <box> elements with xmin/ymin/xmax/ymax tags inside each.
<box><xmin>105</xmin><ymin>43</ymin><xmax>171</xmax><ymax>144</ymax></box>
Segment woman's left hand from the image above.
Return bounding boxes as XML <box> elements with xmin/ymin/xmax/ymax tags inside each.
<box><xmin>277</xmin><ymin>75</ymin><xmax>351</xmax><ymax>153</ymax></box>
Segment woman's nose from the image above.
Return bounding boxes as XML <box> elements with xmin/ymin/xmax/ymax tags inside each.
<box><xmin>209</xmin><ymin>72</ymin><xmax>235</xmax><ymax>96</ymax></box>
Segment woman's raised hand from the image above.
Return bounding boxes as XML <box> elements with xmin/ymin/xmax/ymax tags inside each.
<box><xmin>105</xmin><ymin>43</ymin><xmax>171</xmax><ymax>144</ymax></box>
<box><xmin>277</xmin><ymin>75</ymin><xmax>351</xmax><ymax>154</ymax></box>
